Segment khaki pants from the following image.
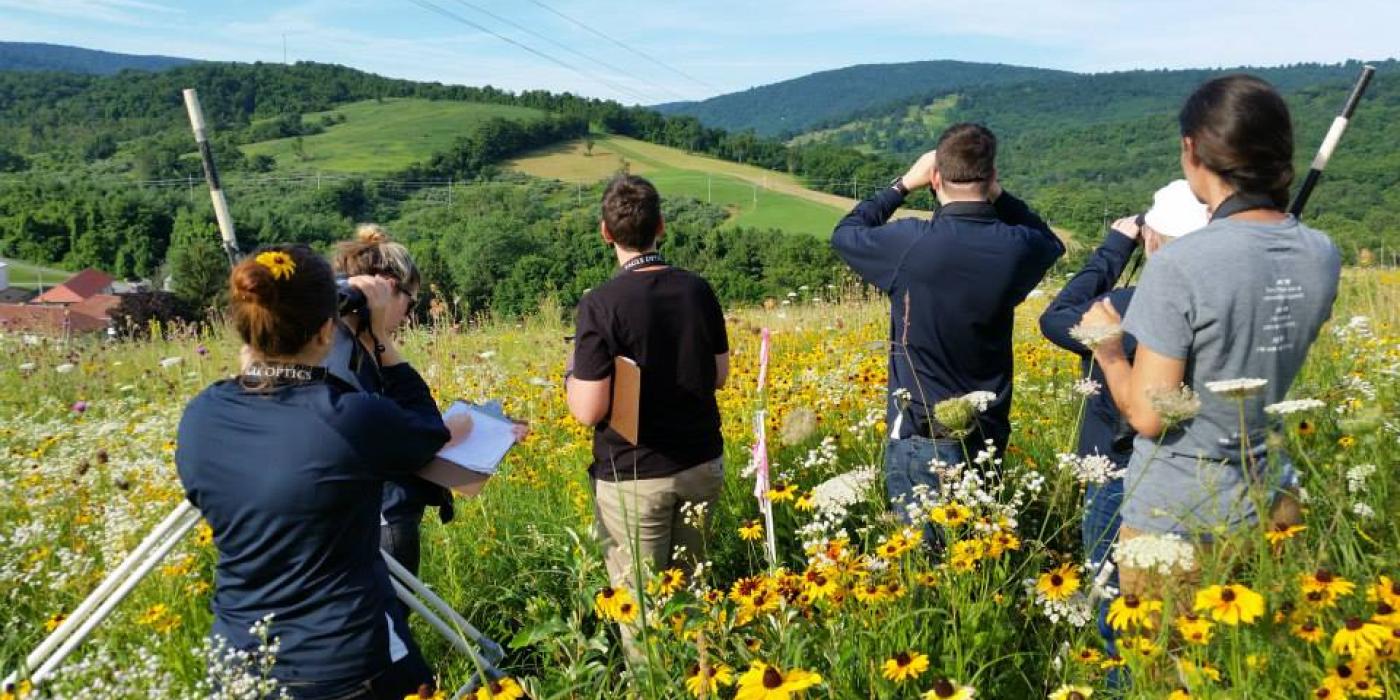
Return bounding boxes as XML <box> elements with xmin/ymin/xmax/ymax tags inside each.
<box><xmin>592</xmin><ymin>458</ymin><xmax>724</xmax><ymax>663</ymax></box>
<box><xmin>1118</xmin><ymin>490</ymin><xmax>1302</xmax><ymax>600</ymax></box>
<box><xmin>592</xmin><ymin>458</ymin><xmax>724</xmax><ymax>592</ymax></box>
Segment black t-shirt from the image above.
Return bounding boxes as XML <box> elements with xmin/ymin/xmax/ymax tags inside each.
<box><xmin>573</xmin><ymin>266</ymin><xmax>728</xmax><ymax>480</ymax></box>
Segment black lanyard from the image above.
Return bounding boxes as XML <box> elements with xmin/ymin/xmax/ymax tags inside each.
<box><xmin>620</xmin><ymin>252</ymin><xmax>666</xmax><ymax>273</ymax></box>
<box><xmin>1211</xmin><ymin>192</ymin><xmax>1279</xmax><ymax>222</ymax></box>
<box><xmin>239</xmin><ymin>363</ymin><xmax>327</xmax><ymax>391</ymax></box>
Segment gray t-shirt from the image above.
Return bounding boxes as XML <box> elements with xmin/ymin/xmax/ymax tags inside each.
<box><xmin>1119</xmin><ymin>215</ymin><xmax>1340</xmax><ymax>535</ymax></box>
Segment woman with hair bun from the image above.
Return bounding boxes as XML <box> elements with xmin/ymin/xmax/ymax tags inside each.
<box><xmin>329</xmin><ymin>223</ymin><xmax>450</xmax><ymax>578</ymax></box>
<box><xmin>177</xmin><ymin>244</ymin><xmax>449</xmax><ymax>699</ymax></box>
<box><xmin>1082</xmin><ymin>75</ymin><xmax>1342</xmax><ymax>594</ymax></box>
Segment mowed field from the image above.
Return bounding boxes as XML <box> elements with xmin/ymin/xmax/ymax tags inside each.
<box><xmin>240</xmin><ymin>98</ymin><xmax>546</xmax><ymax>174</ymax></box>
<box><xmin>508</xmin><ymin>134</ymin><xmax>932</xmax><ymax>236</ymax></box>
<box><xmin>0</xmin><ymin>257</ymin><xmax>69</xmax><ymax>289</ymax></box>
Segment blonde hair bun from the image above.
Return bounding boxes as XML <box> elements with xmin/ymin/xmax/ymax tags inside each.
<box><xmin>355</xmin><ymin>223</ymin><xmax>390</xmax><ymax>245</ymax></box>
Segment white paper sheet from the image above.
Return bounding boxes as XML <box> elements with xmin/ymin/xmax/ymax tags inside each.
<box><xmin>436</xmin><ymin>401</ymin><xmax>517</xmax><ymax>475</ymax></box>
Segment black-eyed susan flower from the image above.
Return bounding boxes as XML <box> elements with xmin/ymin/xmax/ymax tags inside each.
<box><xmin>794</xmin><ymin>491</ymin><xmax>815</xmax><ymax>511</ymax></box>
<box><xmin>916</xmin><ymin>572</ymin><xmax>939</xmax><ymax>588</ymax></box>
<box><xmin>984</xmin><ymin>531</ymin><xmax>1020</xmax><ymax>558</ymax></box>
<box><xmin>881</xmin><ymin>651</ymin><xmax>930</xmax><ymax>682</ymax></box>
<box><xmin>1194</xmin><ymin>584</ymin><xmax>1265</xmax><ymax>625</ymax></box>
<box><xmin>651</xmin><ymin>568</ymin><xmax>684</xmax><ymax>596</ymax></box>
<box><xmin>1174</xmin><ymin>613</ymin><xmax>1214</xmax><ymax>645</ymax></box>
<box><xmin>1293</xmin><ymin>620</ymin><xmax>1327</xmax><ymax>644</ymax></box>
<box><xmin>472</xmin><ymin>677</ymin><xmax>524</xmax><ymax>700</ymax></box>
<box><xmin>739</xmin><ymin>520</ymin><xmax>764</xmax><ymax>541</ymax></box>
<box><xmin>1107</xmin><ymin>595</ymin><xmax>1162</xmax><ymax>631</ymax></box>
<box><xmin>1071</xmin><ymin>647</ymin><xmax>1102</xmax><ymax>665</ymax></box>
<box><xmin>920</xmin><ymin>677</ymin><xmax>974</xmax><ymax>700</ymax></box>
<box><xmin>408</xmin><ymin>685</ymin><xmax>447</xmax><ymax>700</ymax></box>
<box><xmin>685</xmin><ymin>662</ymin><xmax>735</xmax><ymax>697</ymax></box>
<box><xmin>767</xmin><ymin>482</ymin><xmax>798</xmax><ymax>504</ymax></box>
<box><xmin>930</xmin><ymin>502</ymin><xmax>972</xmax><ymax>527</ymax></box>
<box><xmin>1372</xmin><ymin>601</ymin><xmax>1400</xmax><ymax>628</ymax></box>
<box><xmin>254</xmin><ymin>250</ymin><xmax>297</xmax><ymax>280</ymax></box>
<box><xmin>1099</xmin><ymin>655</ymin><xmax>1125</xmax><ymax>671</ymax></box>
<box><xmin>1166</xmin><ymin>689</ymin><xmax>1191</xmax><ymax>700</ymax></box>
<box><xmin>1120</xmin><ymin>635</ymin><xmax>1159</xmax><ymax>659</ymax></box>
<box><xmin>1367</xmin><ymin>575</ymin><xmax>1400</xmax><ymax>609</ymax></box>
<box><xmin>1048</xmin><ymin>685</ymin><xmax>1092</xmax><ymax>700</ymax></box>
<box><xmin>1312</xmin><ymin>675</ymin><xmax>1348</xmax><ymax>700</ymax></box>
<box><xmin>44</xmin><ymin>612</ymin><xmax>66</xmax><ymax>633</ymax></box>
<box><xmin>802</xmin><ymin>568</ymin><xmax>839</xmax><ymax>601</ymax></box>
<box><xmin>1035</xmin><ymin>564</ymin><xmax>1081</xmax><ymax>602</ymax></box>
<box><xmin>730</xmin><ymin>576</ymin><xmax>765</xmax><ymax>604</ymax></box>
<box><xmin>1301</xmin><ymin>569</ymin><xmax>1356</xmax><ymax>608</ymax></box>
<box><xmin>1264</xmin><ymin>523</ymin><xmax>1306</xmax><ymax>546</ymax></box>
<box><xmin>594</xmin><ymin>586</ymin><xmax>636</xmax><ymax>622</ymax></box>
<box><xmin>735</xmin><ymin>661</ymin><xmax>822</xmax><ymax>700</ymax></box>
<box><xmin>1332</xmin><ymin>617</ymin><xmax>1390</xmax><ymax>656</ymax></box>
<box><xmin>613</xmin><ymin>599</ymin><xmax>639</xmax><ymax>625</ymax></box>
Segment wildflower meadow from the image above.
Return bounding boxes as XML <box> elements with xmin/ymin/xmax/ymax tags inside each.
<box><xmin>2</xmin><ymin>271</ymin><xmax>1397</xmax><ymax>699</ymax></box>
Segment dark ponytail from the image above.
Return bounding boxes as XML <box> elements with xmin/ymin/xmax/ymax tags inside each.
<box><xmin>230</xmin><ymin>245</ymin><xmax>336</xmax><ymax>357</ymax></box>
<box><xmin>1179</xmin><ymin>74</ymin><xmax>1294</xmax><ymax>209</ymax></box>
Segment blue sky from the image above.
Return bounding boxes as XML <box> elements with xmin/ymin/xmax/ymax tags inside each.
<box><xmin>1</xmin><ymin>0</ymin><xmax>1394</xmax><ymax>104</ymax></box>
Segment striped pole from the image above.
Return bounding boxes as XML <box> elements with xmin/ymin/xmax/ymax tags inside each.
<box><xmin>1289</xmin><ymin>65</ymin><xmax>1376</xmax><ymax>218</ymax></box>
<box><xmin>182</xmin><ymin>89</ymin><xmax>240</xmax><ymax>264</ymax></box>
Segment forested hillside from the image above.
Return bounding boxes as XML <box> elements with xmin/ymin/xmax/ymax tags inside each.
<box><xmin>0</xmin><ymin>42</ymin><xmax>193</xmax><ymax>75</ymax></box>
<box><xmin>654</xmin><ymin>60</ymin><xmax>1066</xmax><ymax>137</ymax></box>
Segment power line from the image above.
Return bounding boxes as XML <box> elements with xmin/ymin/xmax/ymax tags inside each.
<box><xmin>525</xmin><ymin>0</ymin><xmax>719</xmax><ymax>95</ymax></box>
<box><xmin>444</xmin><ymin>0</ymin><xmax>689</xmax><ymax>103</ymax></box>
<box><xmin>403</xmin><ymin>0</ymin><xmax>652</xmax><ymax>104</ymax></box>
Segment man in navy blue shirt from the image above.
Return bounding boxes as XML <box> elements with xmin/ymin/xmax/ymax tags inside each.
<box><xmin>831</xmin><ymin>123</ymin><xmax>1063</xmax><ymax>527</ymax></box>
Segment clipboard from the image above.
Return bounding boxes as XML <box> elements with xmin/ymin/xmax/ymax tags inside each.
<box><xmin>610</xmin><ymin>356</ymin><xmax>641</xmax><ymax>445</ymax></box>
<box><xmin>417</xmin><ymin>400</ymin><xmax>516</xmax><ymax>497</ymax></box>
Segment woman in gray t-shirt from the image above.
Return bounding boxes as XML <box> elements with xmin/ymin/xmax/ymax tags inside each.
<box><xmin>1081</xmin><ymin>74</ymin><xmax>1341</xmax><ymax>592</ymax></box>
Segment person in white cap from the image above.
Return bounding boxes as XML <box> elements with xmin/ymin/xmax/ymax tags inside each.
<box><xmin>1036</xmin><ymin>178</ymin><xmax>1207</xmax><ymax>664</ymax></box>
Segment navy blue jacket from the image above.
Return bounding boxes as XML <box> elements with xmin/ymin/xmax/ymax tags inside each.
<box><xmin>176</xmin><ymin>363</ymin><xmax>449</xmax><ymax>686</ymax></box>
<box><xmin>832</xmin><ymin>187</ymin><xmax>1064</xmax><ymax>446</ymax></box>
<box><xmin>1038</xmin><ymin>229</ymin><xmax>1139</xmax><ymax>463</ymax></box>
<box><xmin>326</xmin><ymin>323</ymin><xmax>453</xmax><ymax>525</ymax></box>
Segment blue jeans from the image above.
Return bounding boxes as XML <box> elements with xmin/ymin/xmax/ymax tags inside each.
<box><xmin>884</xmin><ymin>437</ymin><xmax>965</xmax><ymax>547</ymax></box>
<box><xmin>1084</xmin><ymin>477</ymin><xmax>1124</xmax><ymax>658</ymax></box>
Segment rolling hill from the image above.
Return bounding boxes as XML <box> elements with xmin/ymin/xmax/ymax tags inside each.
<box><xmin>0</xmin><ymin>42</ymin><xmax>194</xmax><ymax>75</ymax></box>
<box><xmin>654</xmin><ymin>60</ymin><xmax>1067</xmax><ymax>137</ymax></box>
<box><xmin>241</xmin><ymin>98</ymin><xmax>547</xmax><ymax>173</ymax></box>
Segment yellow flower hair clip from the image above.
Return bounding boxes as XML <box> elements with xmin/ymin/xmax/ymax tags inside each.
<box><xmin>255</xmin><ymin>251</ymin><xmax>296</xmax><ymax>281</ymax></box>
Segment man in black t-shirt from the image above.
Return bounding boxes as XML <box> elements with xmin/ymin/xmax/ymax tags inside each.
<box><xmin>566</xmin><ymin>176</ymin><xmax>729</xmax><ymax>645</ymax></box>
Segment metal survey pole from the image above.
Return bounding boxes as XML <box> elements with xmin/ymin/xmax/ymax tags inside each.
<box><xmin>182</xmin><ymin>89</ymin><xmax>240</xmax><ymax>264</ymax></box>
<box><xmin>1290</xmin><ymin>65</ymin><xmax>1376</xmax><ymax>218</ymax></box>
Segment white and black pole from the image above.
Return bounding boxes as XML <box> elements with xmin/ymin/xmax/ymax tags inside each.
<box><xmin>1289</xmin><ymin>65</ymin><xmax>1376</xmax><ymax>218</ymax></box>
<box><xmin>182</xmin><ymin>88</ymin><xmax>240</xmax><ymax>264</ymax></box>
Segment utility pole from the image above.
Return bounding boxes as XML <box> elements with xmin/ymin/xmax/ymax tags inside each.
<box><xmin>707</xmin><ymin>175</ymin><xmax>712</xmax><ymax>203</ymax></box>
<box><xmin>282</xmin><ymin>33</ymin><xmax>288</xmax><ymax>64</ymax></box>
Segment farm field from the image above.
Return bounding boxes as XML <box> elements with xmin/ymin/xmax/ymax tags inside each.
<box><xmin>240</xmin><ymin>98</ymin><xmax>546</xmax><ymax>174</ymax></box>
<box><xmin>510</xmin><ymin>134</ymin><xmax>853</xmax><ymax>236</ymax></box>
<box><xmin>0</xmin><ymin>258</ymin><xmax>70</xmax><ymax>290</ymax></box>
<box><xmin>1</xmin><ymin>270</ymin><xmax>1396</xmax><ymax>698</ymax></box>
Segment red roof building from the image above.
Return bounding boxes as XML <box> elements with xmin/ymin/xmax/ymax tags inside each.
<box><xmin>34</xmin><ymin>268</ymin><xmax>113</xmax><ymax>305</ymax></box>
<box><xmin>0</xmin><ymin>303</ymin><xmax>113</xmax><ymax>334</ymax></box>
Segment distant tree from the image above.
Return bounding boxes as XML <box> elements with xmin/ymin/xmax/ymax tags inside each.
<box><xmin>584</xmin><ymin>135</ymin><xmax>595</xmax><ymax>157</ymax></box>
<box><xmin>82</xmin><ymin>133</ymin><xmax>118</xmax><ymax>162</ymax></box>
<box><xmin>249</xmin><ymin>153</ymin><xmax>277</xmax><ymax>173</ymax></box>
<box><xmin>0</xmin><ymin>145</ymin><xmax>27</xmax><ymax>172</ymax></box>
<box><xmin>166</xmin><ymin>210</ymin><xmax>229</xmax><ymax>314</ymax></box>
<box><xmin>292</xmin><ymin>135</ymin><xmax>308</xmax><ymax>161</ymax></box>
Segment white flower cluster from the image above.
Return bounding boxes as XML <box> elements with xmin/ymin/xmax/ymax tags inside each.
<box><xmin>1114</xmin><ymin>533</ymin><xmax>1195</xmax><ymax>575</ymax></box>
<box><xmin>1340</xmin><ymin>374</ymin><xmax>1378</xmax><ymax>402</ymax></box>
<box><xmin>963</xmin><ymin>391</ymin><xmax>998</xmax><ymax>413</ymax></box>
<box><xmin>1353</xmin><ymin>503</ymin><xmax>1376</xmax><ymax>519</ymax></box>
<box><xmin>1204</xmin><ymin>377</ymin><xmax>1268</xmax><ymax>398</ymax></box>
<box><xmin>42</xmin><ymin>643</ymin><xmax>181</xmax><ymax>699</ymax></box>
<box><xmin>797</xmin><ymin>435</ymin><xmax>840</xmax><ymax>475</ymax></box>
<box><xmin>811</xmin><ymin>466</ymin><xmax>878</xmax><ymax>512</ymax></box>
<box><xmin>680</xmin><ymin>500</ymin><xmax>709</xmax><ymax>528</ymax></box>
<box><xmin>1068</xmin><ymin>322</ymin><xmax>1123</xmax><ymax>349</ymax></box>
<box><xmin>1072</xmin><ymin>378</ymin><xmax>1102</xmax><ymax>398</ymax></box>
<box><xmin>1264</xmin><ymin>398</ymin><xmax>1325</xmax><ymax>416</ymax></box>
<box><xmin>1346</xmin><ymin>463</ymin><xmax>1377</xmax><ymax>495</ymax></box>
<box><xmin>194</xmin><ymin>616</ymin><xmax>290</xmax><ymax>700</ymax></box>
<box><xmin>1333</xmin><ymin>315</ymin><xmax>1375</xmax><ymax>342</ymax></box>
<box><xmin>1055</xmin><ymin>453</ymin><xmax>1125</xmax><ymax>486</ymax></box>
